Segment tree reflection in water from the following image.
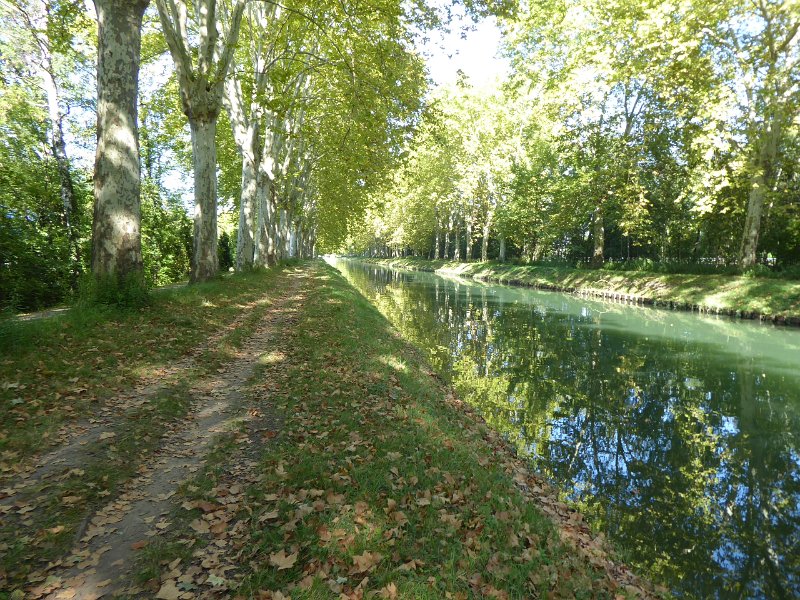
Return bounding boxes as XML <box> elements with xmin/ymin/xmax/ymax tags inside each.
<box><xmin>334</xmin><ymin>259</ymin><xmax>800</xmax><ymax>599</ymax></box>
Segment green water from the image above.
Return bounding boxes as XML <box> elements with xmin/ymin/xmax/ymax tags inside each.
<box><xmin>332</xmin><ymin>259</ymin><xmax>800</xmax><ymax>599</ymax></box>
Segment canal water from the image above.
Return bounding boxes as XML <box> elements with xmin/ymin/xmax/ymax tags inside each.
<box><xmin>331</xmin><ymin>259</ymin><xmax>800</xmax><ymax>599</ymax></box>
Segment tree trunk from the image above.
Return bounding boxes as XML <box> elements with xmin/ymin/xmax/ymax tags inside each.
<box><xmin>189</xmin><ymin>117</ymin><xmax>218</xmax><ymax>282</ymax></box>
<box><xmin>433</xmin><ymin>207</ymin><xmax>440</xmax><ymax>259</ymax></box>
<box><xmin>740</xmin><ymin>172</ymin><xmax>765</xmax><ymax>269</ymax></box>
<box><xmin>91</xmin><ymin>0</ymin><xmax>149</xmax><ymax>279</ymax></box>
<box><xmin>236</xmin><ymin>144</ymin><xmax>257</xmax><ymax>270</ymax></box>
<box><xmin>481</xmin><ymin>209</ymin><xmax>493</xmax><ymax>262</ymax></box>
<box><xmin>465</xmin><ymin>215</ymin><xmax>473</xmax><ymax>262</ymax></box>
<box><xmin>454</xmin><ymin>220</ymin><xmax>461</xmax><ymax>261</ymax></box>
<box><xmin>41</xmin><ymin>58</ymin><xmax>81</xmax><ymax>283</ymax></box>
<box><xmin>499</xmin><ymin>235</ymin><xmax>506</xmax><ymax>262</ymax></box>
<box><xmin>253</xmin><ymin>170</ymin><xmax>274</xmax><ymax>267</ymax></box>
<box><xmin>591</xmin><ymin>204</ymin><xmax>604</xmax><ymax>267</ymax></box>
<box><xmin>740</xmin><ymin>118</ymin><xmax>780</xmax><ymax>269</ymax></box>
<box><xmin>156</xmin><ymin>0</ymin><xmax>245</xmax><ymax>282</ymax></box>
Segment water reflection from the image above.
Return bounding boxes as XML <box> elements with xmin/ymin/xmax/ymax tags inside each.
<box><xmin>332</xmin><ymin>259</ymin><xmax>800</xmax><ymax>599</ymax></box>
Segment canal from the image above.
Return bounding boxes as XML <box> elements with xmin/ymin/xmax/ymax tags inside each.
<box><xmin>331</xmin><ymin>259</ymin><xmax>800</xmax><ymax>599</ymax></box>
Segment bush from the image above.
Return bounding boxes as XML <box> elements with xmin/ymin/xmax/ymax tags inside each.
<box><xmin>78</xmin><ymin>271</ymin><xmax>150</xmax><ymax>308</ymax></box>
<box><xmin>218</xmin><ymin>231</ymin><xmax>234</xmax><ymax>271</ymax></box>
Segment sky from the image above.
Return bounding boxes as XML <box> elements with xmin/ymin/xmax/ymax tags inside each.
<box><xmin>421</xmin><ymin>10</ymin><xmax>509</xmax><ymax>88</ymax></box>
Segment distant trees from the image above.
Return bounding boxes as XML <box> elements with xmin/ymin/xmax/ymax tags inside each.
<box><xmin>0</xmin><ymin>0</ymin><xmax>438</xmax><ymax>309</ymax></box>
<box><xmin>351</xmin><ymin>0</ymin><xmax>800</xmax><ymax>272</ymax></box>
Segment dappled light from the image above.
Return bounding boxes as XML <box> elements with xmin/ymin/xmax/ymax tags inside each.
<box><xmin>3</xmin><ymin>0</ymin><xmax>800</xmax><ymax>597</ymax></box>
<box><xmin>259</xmin><ymin>350</ymin><xmax>287</xmax><ymax>366</ymax></box>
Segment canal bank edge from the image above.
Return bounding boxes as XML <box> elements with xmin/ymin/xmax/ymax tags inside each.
<box><xmin>359</xmin><ymin>257</ymin><xmax>800</xmax><ymax>326</ymax></box>
<box><xmin>324</xmin><ymin>261</ymin><xmax>663</xmax><ymax>598</ymax></box>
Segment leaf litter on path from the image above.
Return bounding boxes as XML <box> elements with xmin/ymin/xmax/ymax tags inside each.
<box><xmin>18</xmin><ymin>272</ymin><xmax>308</xmax><ymax>600</ymax></box>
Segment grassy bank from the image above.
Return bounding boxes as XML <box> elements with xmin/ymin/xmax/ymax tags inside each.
<box><xmin>133</xmin><ymin>261</ymin><xmax>657</xmax><ymax>599</ymax></box>
<box><xmin>0</xmin><ymin>267</ymin><xmax>290</xmax><ymax>584</ymax></box>
<box><xmin>362</xmin><ymin>258</ymin><xmax>800</xmax><ymax>324</ymax></box>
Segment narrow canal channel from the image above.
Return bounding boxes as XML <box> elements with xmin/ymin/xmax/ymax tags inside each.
<box><xmin>331</xmin><ymin>258</ymin><xmax>800</xmax><ymax>599</ymax></box>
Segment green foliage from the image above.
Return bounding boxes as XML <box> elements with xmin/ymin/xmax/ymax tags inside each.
<box><xmin>140</xmin><ymin>181</ymin><xmax>192</xmax><ymax>287</ymax></box>
<box><xmin>0</xmin><ymin>86</ymin><xmax>91</xmax><ymax>310</ymax></box>
<box><xmin>217</xmin><ymin>231</ymin><xmax>234</xmax><ymax>272</ymax></box>
<box><xmin>78</xmin><ymin>270</ymin><xmax>151</xmax><ymax>309</ymax></box>
<box><xmin>352</xmin><ymin>0</ymin><xmax>800</xmax><ymax>272</ymax></box>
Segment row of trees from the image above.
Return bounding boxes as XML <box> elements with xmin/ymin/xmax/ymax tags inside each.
<box><xmin>5</xmin><ymin>0</ymin><xmax>491</xmax><ymax>308</ymax></box>
<box><xmin>347</xmin><ymin>0</ymin><xmax>800</xmax><ymax>271</ymax></box>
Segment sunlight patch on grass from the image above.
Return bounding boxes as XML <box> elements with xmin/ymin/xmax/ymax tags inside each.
<box><xmin>377</xmin><ymin>355</ymin><xmax>409</xmax><ymax>373</ymax></box>
<box><xmin>259</xmin><ymin>350</ymin><xmax>287</xmax><ymax>365</ymax></box>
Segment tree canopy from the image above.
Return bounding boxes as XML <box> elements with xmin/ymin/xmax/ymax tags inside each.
<box><xmin>1</xmin><ymin>0</ymin><xmax>799</xmax><ymax>310</ymax></box>
<box><xmin>349</xmin><ymin>0</ymin><xmax>800</xmax><ymax>273</ymax></box>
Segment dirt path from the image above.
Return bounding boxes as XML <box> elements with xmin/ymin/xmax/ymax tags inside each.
<box><xmin>2</xmin><ymin>283</ymin><xmax>281</xmax><ymax>490</ymax></box>
<box><xmin>19</xmin><ymin>270</ymin><xmax>308</xmax><ymax>600</ymax></box>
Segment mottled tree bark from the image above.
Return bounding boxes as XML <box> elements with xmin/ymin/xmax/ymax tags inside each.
<box><xmin>189</xmin><ymin>118</ymin><xmax>218</xmax><ymax>282</ymax></box>
<box><xmin>740</xmin><ymin>117</ymin><xmax>780</xmax><ymax>269</ymax></box>
<box><xmin>91</xmin><ymin>0</ymin><xmax>149</xmax><ymax>279</ymax></box>
<box><xmin>236</xmin><ymin>138</ymin><xmax>258</xmax><ymax>270</ymax></box>
<box><xmin>591</xmin><ymin>204</ymin><xmax>604</xmax><ymax>267</ymax></box>
<box><xmin>223</xmin><ymin>73</ymin><xmax>259</xmax><ymax>271</ymax></box>
<box><xmin>253</xmin><ymin>175</ymin><xmax>271</xmax><ymax>267</ymax></box>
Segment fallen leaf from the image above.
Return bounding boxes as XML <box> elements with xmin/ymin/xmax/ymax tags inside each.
<box><xmin>190</xmin><ymin>519</ymin><xmax>210</xmax><ymax>534</ymax></box>
<box><xmin>130</xmin><ymin>540</ymin><xmax>148</xmax><ymax>550</ymax></box>
<box><xmin>195</xmin><ymin>500</ymin><xmax>220</xmax><ymax>513</ymax></box>
<box><xmin>269</xmin><ymin>549</ymin><xmax>298</xmax><ymax>570</ymax></box>
<box><xmin>351</xmin><ymin>551</ymin><xmax>382</xmax><ymax>574</ymax></box>
<box><xmin>155</xmin><ymin>580</ymin><xmax>181</xmax><ymax>599</ymax></box>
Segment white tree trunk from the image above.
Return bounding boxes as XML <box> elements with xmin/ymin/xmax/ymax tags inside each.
<box><xmin>740</xmin><ymin>116</ymin><xmax>781</xmax><ymax>268</ymax></box>
<box><xmin>465</xmin><ymin>215</ymin><xmax>473</xmax><ymax>262</ymax></box>
<box><xmin>190</xmin><ymin>118</ymin><xmax>218</xmax><ymax>282</ymax></box>
<box><xmin>236</xmin><ymin>144</ymin><xmax>257</xmax><ymax>270</ymax></box>
<box><xmin>156</xmin><ymin>0</ymin><xmax>245</xmax><ymax>282</ymax></box>
<box><xmin>12</xmin><ymin>1</ymin><xmax>82</xmax><ymax>279</ymax></box>
<box><xmin>253</xmin><ymin>175</ymin><xmax>271</xmax><ymax>267</ymax></box>
<box><xmin>91</xmin><ymin>0</ymin><xmax>149</xmax><ymax>279</ymax></box>
<box><xmin>40</xmin><ymin>45</ymin><xmax>81</xmax><ymax>281</ymax></box>
<box><xmin>433</xmin><ymin>207</ymin><xmax>440</xmax><ymax>259</ymax></box>
<box><xmin>591</xmin><ymin>204</ymin><xmax>604</xmax><ymax>267</ymax></box>
<box><xmin>254</xmin><ymin>169</ymin><xmax>277</xmax><ymax>267</ymax></box>
<box><xmin>481</xmin><ymin>207</ymin><xmax>493</xmax><ymax>262</ymax></box>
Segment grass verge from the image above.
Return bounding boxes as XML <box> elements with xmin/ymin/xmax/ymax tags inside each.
<box><xmin>361</xmin><ymin>258</ymin><xmax>800</xmax><ymax>324</ymax></box>
<box><xmin>135</xmin><ymin>261</ymin><xmax>657</xmax><ymax>599</ymax></box>
<box><xmin>0</xmin><ymin>267</ymin><xmax>289</xmax><ymax>589</ymax></box>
